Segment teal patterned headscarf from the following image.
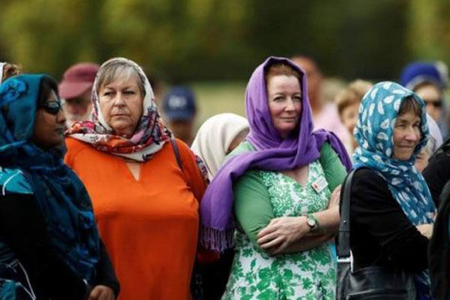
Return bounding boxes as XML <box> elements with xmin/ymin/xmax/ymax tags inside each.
<box><xmin>353</xmin><ymin>81</ymin><xmax>436</xmax><ymax>224</ymax></box>
<box><xmin>353</xmin><ymin>81</ymin><xmax>436</xmax><ymax>298</ymax></box>
<box><xmin>0</xmin><ymin>75</ymin><xmax>100</xmax><ymax>283</ymax></box>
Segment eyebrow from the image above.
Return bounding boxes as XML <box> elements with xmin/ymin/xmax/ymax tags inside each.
<box><xmin>396</xmin><ymin>117</ymin><xmax>420</xmax><ymax>123</ymax></box>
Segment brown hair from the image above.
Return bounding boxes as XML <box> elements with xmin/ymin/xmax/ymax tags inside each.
<box><xmin>398</xmin><ymin>96</ymin><xmax>421</xmax><ymax>117</ymax></box>
<box><xmin>2</xmin><ymin>63</ymin><xmax>21</xmax><ymax>81</ymax></box>
<box><xmin>335</xmin><ymin>80</ymin><xmax>373</xmax><ymax>116</ymax></box>
<box><xmin>264</xmin><ymin>62</ymin><xmax>302</xmax><ymax>86</ymax></box>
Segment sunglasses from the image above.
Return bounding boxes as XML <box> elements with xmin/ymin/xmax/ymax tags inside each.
<box><xmin>424</xmin><ymin>100</ymin><xmax>443</xmax><ymax>108</ymax></box>
<box><xmin>38</xmin><ymin>101</ymin><xmax>63</xmax><ymax>115</ymax></box>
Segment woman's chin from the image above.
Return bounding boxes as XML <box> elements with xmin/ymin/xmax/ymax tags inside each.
<box><xmin>111</xmin><ymin>124</ymin><xmax>135</xmax><ymax>137</ymax></box>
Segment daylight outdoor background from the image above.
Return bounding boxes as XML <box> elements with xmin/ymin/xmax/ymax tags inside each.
<box><xmin>1</xmin><ymin>0</ymin><xmax>449</xmax><ymax>125</ymax></box>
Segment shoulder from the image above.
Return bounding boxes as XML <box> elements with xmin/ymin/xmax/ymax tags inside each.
<box><xmin>169</xmin><ymin>138</ymin><xmax>196</xmax><ymax>164</ymax></box>
<box><xmin>226</xmin><ymin>140</ymin><xmax>255</xmax><ymax>160</ymax></box>
<box><xmin>349</xmin><ymin>168</ymin><xmax>392</xmax><ymax>207</ymax></box>
<box><xmin>351</xmin><ymin>168</ymin><xmax>387</xmax><ymax>189</ymax></box>
<box><xmin>65</xmin><ymin>137</ymin><xmax>93</xmax><ymax>158</ymax></box>
<box><xmin>172</xmin><ymin>138</ymin><xmax>192</xmax><ymax>155</ymax></box>
<box><xmin>319</xmin><ymin>141</ymin><xmax>333</xmax><ymax>154</ymax></box>
<box><xmin>0</xmin><ymin>168</ymin><xmax>33</xmax><ymax>196</ymax></box>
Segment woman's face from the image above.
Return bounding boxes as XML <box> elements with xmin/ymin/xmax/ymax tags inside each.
<box><xmin>32</xmin><ymin>90</ymin><xmax>66</xmax><ymax>148</ymax></box>
<box><xmin>341</xmin><ymin>102</ymin><xmax>360</xmax><ymax>135</ymax></box>
<box><xmin>267</xmin><ymin>75</ymin><xmax>302</xmax><ymax>138</ymax></box>
<box><xmin>99</xmin><ymin>73</ymin><xmax>143</xmax><ymax>137</ymax></box>
<box><xmin>392</xmin><ymin>110</ymin><xmax>421</xmax><ymax>161</ymax></box>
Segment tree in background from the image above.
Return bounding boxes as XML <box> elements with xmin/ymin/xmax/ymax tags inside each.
<box><xmin>0</xmin><ymin>0</ymin><xmax>448</xmax><ymax>83</ymax></box>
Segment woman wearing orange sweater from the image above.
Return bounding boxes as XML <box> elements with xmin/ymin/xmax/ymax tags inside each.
<box><xmin>64</xmin><ymin>57</ymin><xmax>207</xmax><ymax>299</ymax></box>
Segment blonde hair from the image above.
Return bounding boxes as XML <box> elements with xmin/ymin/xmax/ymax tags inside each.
<box><xmin>96</xmin><ymin>60</ymin><xmax>146</xmax><ymax>97</ymax></box>
<box><xmin>335</xmin><ymin>79</ymin><xmax>372</xmax><ymax>116</ymax></box>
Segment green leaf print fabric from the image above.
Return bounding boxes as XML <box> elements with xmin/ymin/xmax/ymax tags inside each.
<box><xmin>222</xmin><ymin>161</ymin><xmax>336</xmax><ymax>300</ymax></box>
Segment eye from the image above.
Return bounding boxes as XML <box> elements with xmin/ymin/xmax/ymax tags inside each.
<box><xmin>293</xmin><ymin>95</ymin><xmax>302</xmax><ymax>102</ymax></box>
<box><xmin>273</xmin><ymin>96</ymin><xmax>284</xmax><ymax>102</ymax></box>
<box><xmin>124</xmin><ymin>90</ymin><xmax>136</xmax><ymax>95</ymax></box>
<box><xmin>103</xmin><ymin>91</ymin><xmax>113</xmax><ymax>96</ymax></box>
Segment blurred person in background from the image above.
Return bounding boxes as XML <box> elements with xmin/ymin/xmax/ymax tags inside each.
<box><xmin>200</xmin><ymin>57</ymin><xmax>351</xmax><ymax>299</ymax></box>
<box><xmin>191</xmin><ymin>112</ymin><xmax>249</xmax><ymax>300</ymax></box>
<box><xmin>335</xmin><ymin>79</ymin><xmax>373</xmax><ymax>154</ymax></box>
<box><xmin>423</xmin><ymin>136</ymin><xmax>450</xmax><ymax>206</ymax></box>
<box><xmin>162</xmin><ymin>86</ymin><xmax>197</xmax><ymax>145</ymax></box>
<box><xmin>400</xmin><ymin>61</ymin><xmax>449</xmax><ymax>139</ymax></box>
<box><xmin>59</xmin><ymin>63</ymin><xmax>99</xmax><ymax>128</ymax></box>
<box><xmin>415</xmin><ymin>115</ymin><xmax>443</xmax><ymax>173</ymax></box>
<box><xmin>291</xmin><ymin>55</ymin><xmax>351</xmax><ymax>149</ymax></box>
<box><xmin>65</xmin><ymin>57</ymin><xmax>207</xmax><ymax>299</ymax></box>
<box><xmin>0</xmin><ymin>74</ymin><xmax>119</xmax><ymax>300</ymax></box>
<box><xmin>0</xmin><ymin>62</ymin><xmax>20</xmax><ymax>83</ymax></box>
<box><xmin>191</xmin><ymin>113</ymin><xmax>249</xmax><ymax>181</ymax></box>
<box><xmin>429</xmin><ymin>179</ymin><xmax>450</xmax><ymax>299</ymax></box>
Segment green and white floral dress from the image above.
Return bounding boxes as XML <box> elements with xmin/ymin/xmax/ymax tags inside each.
<box><xmin>221</xmin><ymin>142</ymin><xmax>344</xmax><ymax>300</ymax></box>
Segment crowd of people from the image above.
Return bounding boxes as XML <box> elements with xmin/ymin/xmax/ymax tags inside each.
<box><xmin>0</xmin><ymin>55</ymin><xmax>449</xmax><ymax>300</ymax></box>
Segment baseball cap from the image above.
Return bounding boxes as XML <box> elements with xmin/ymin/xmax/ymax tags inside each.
<box><xmin>400</xmin><ymin>62</ymin><xmax>448</xmax><ymax>91</ymax></box>
<box><xmin>163</xmin><ymin>86</ymin><xmax>197</xmax><ymax>121</ymax></box>
<box><xmin>59</xmin><ymin>63</ymin><xmax>99</xmax><ymax>99</ymax></box>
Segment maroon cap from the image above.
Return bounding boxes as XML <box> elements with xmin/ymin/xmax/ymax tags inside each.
<box><xmin>59</xmin><ymin>63</ymin><xmax>99</xmax><ymax>99</ymax></box>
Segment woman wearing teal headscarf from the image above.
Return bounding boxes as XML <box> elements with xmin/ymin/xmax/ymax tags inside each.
<box><xmin>0</xmin><ymin>75</ymin><xmax>119</xmax><ymax>300</ymax></box>
<box><xmin>349</xmin><ymin>82</ymin><xmax>436</xmax><ymax>299</ymax></box>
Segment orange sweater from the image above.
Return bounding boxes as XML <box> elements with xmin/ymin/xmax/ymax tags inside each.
<box><xmin>65</xmin><ymin>138</ymin><xmax>206</xmax><ymax>299</ymax></box>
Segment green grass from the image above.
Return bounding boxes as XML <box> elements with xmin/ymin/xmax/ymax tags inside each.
<box><xmin>191</xmin><ymin>81</ymin><xmax>247</xmax><ymax>127</ymax></box>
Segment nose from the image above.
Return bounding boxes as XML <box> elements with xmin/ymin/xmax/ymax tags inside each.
<box><xmin>56</xmin><ymin>108</ymin><xmax>67</xmax><ymax>125</ymax></box>
<box><xmin>405</xmin><ymin>126</ymin><xmax>420</xmax><ymax>142</ymax></box>
<box><xmin>285</xmin><ymin>98</ymin><xmax>296</xmax><ymax>111</ymax></box>
<box><xmin>113</xmin><ymin>93</ymin><xmax>126</xmax><ymax>107</ymax></box>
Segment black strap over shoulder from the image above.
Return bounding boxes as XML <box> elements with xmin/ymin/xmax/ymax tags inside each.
<box><xmin>170</xmin><ymin>138</ymin><xmax>184</xmax><ymax>172</ymax></box>
<box><xmin>337</xmin><ymin>168</ymin><xmax>357</xmax><ymax>259</ymax></box>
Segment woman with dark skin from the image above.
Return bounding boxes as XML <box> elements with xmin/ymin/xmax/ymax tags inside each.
<box><xmin>0</xmin><ymin>75</ymin><xmax>119</xmax><ymax>300</ymax></box>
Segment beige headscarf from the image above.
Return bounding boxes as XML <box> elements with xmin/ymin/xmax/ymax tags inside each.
<box><xmin>191</xmin><ymin>113</ymin><xmax>249</xmax><ymax>180</ymax></box>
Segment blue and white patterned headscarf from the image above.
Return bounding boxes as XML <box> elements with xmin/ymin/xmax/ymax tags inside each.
<box><xmin>353</xmin><ymin>81</ymin><xmax>436</xmax><ymax>298</ymax></box>
<box><xmin>353</xmin><ymin>81</ymin><xmax>436</xmax><ymax>224</ymax></box>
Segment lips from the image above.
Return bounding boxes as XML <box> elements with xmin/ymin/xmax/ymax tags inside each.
<box><xmin>280</xmin><ymin>117</ymin><xmax>298</xmax><ymax>122</ymax></box>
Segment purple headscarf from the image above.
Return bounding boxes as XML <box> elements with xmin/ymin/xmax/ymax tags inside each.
<box><xmin>200</xmin><ymin>56</ymin><xmax>351</xmax><ymax>251</ymax></box>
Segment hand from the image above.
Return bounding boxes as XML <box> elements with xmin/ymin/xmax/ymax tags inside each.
<box><xmin>328</xmin><ymin>185</ymin><xmax>342</xmax><ymax>208</ymax></box>
<box><xmin>416</xmin><ymin>224</ymin><xmax>433</xmax><ymax>239</ymax></box>
<box><xmin>257</xmin><ymin>216</ymin><xmax>310</xmax><ymax>255</ymax></box>
<box><xmin>88</xmin><ymin>285</ymin><xmax>115</xmax><ymax>300</ymax></box>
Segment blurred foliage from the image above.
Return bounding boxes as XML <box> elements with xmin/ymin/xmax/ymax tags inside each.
<box><xmin>0</xmin><ymin>0</ymin><xmax>449</xmax><ymax>83</ymax></box>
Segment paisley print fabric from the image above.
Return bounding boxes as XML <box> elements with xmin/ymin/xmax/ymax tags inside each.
<box><xmin>66</xmin><ymin>57</ymin><xmax>172</xmax><ymax>162</ymax></box>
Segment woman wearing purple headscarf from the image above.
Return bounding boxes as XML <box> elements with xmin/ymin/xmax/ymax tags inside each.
<box><xmin>200</xmin><ymin>57</ymin><xmax>351</xmax><ymax>299</ymax></box>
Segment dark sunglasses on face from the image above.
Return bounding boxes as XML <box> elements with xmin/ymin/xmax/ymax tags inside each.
<box><xmin>38</xmin><ymin>101</ymin><xmax>63</xmax><ymax>115</ymax></box>
<box><xmin>424</xmin><ymin>100</ymin><xmax>443</xmax><ymax>108</ymax></box>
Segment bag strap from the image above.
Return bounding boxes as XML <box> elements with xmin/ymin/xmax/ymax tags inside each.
<box><xmin>170</xmin><ymin>138</ymin><xmax>184</xmax><ymax>172</ymax></box>
<box><xmin>337</xmin><ymin>168</ymin><xmax>357</xmax><ymax>259</ymax></box>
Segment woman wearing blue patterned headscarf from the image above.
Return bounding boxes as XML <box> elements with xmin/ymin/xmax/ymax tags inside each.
<box><xmin>0</xmin><ymin>75</ymin><xmax>119</xmax><ymax>299</ymax></box>
<box><xmin>349</xmin><ymin>81</ymin><xmax>436</xmax><ymax>299</ymax></box>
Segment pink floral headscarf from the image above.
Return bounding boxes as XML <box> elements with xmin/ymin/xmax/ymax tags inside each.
<box><xmin>66</xmin><ymin>57</ymin><xmax>172</xmax><ymax>161</ymax></box>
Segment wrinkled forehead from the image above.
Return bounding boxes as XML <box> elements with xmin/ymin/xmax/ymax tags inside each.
<box><xmin>98</xmin><ymin>66</ymin><xmax>138</xmax><ymax>87</ymax></box>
